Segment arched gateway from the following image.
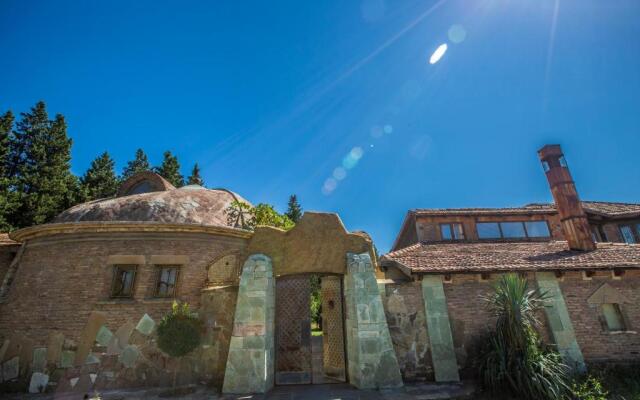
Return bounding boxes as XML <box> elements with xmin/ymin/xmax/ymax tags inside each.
<box><xmin>221</xmin><ymin>213</ymin><xmax>403</xmax><ymax>394</ymax></box>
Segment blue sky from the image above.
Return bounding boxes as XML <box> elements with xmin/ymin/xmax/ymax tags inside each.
<box><xmin>1</xmin><ymin>0</ymin><xmax>639</xmax><ymax>252</ymax></box>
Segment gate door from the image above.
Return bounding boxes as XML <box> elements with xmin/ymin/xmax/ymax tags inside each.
<box><xmin>275</xmin><ymin>275</ymin><xmax>312</xmax><ymax>385</ymax></box>
<box><xmin>321</xmin><ymin>276</ymin><xmax>346</xmax><ymax>381</ymax></box>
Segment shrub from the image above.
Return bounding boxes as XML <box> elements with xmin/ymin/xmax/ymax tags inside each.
<box><xmin>571</xmin><ymin>375</ymin><xmax>608</xmax><ymax>400</ymax></box>
<box><xmin>157</xmin><ymin>301</ymin><xmax>202</xmax><ymax>389</ymax></box>
<box><xmin>479</xmin><ymin>274</ymin><xmax>571</xmax><ymax>400</ymax></box>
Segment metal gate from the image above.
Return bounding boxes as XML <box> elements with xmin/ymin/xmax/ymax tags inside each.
<box><xmin>321</xmin><ymin>276</ymin><xmax>346</xmax><ymax>382</ymax></box>
<box><xmin>275</xmin><ymin>275</ymin><xmax>312</xmax><ymax>385</ymax></box>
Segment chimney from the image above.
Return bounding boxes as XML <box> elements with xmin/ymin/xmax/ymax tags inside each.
<box><xmin>538</xmin><ymin>145</ymin><xmax>596</xmax><ymax>251</ymax></box>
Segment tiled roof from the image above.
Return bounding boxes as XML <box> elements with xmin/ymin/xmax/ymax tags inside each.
<box><xmin>381</xmin><ymin>241</ymin><xmax>640</xmax><ymax>274</ymax></box>
<box><xmin>413</xmin><ymin>201</ymin><xmax>640</xmax><ymax>218</ymax></box>
<box><xmin>413</xmin><ymin>207</ymin><xmax>555</xmax><ymax>216</ymax></box>
<box><xmin>0</xmin><ymin>233</ymin><xmax>18</xmax><ymax>245</ymax></box>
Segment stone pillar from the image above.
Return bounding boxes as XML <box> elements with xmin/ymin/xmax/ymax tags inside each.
<box><xmin>344</xmin><ymin>252</ymin><xmax>403</xmax><ymax>389</ymax></box>
<box><xmin>535</xmin><ymin>272</ymin><xmax>586</xmax><ymax>372</ymax></box>
<box><xmin>421</xmin><ymin>275</ymin><xmax>460</xmax><ymax>382</ymax></box>
<box><xmin>222</xmin><ymin>254</ymin><xmax>275</xmax><ymax>394</ymax></box>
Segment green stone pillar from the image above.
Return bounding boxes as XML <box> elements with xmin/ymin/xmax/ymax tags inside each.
<box><xmin>535</xmin><ymin>272</ymin><xmax>586</xmax><ymax>372</ymax></box>
<box><xmin>421</xmin><ymin>275</ymin><xmax>460</xmax><ymax>382</ymax></box>
<box><xmin>222</xmin><ymin>254</ymin><xmax>275</xmax><ymax>394</ymax></box>
<box><xmin>344</xmin><ymin>252</ymin><xmax>403</xmax><ymax>389</ymax></box>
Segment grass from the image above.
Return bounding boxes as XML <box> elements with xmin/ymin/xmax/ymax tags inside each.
<box><xmin>311</xmin><ymin>329</ymin><xmax>323</xmax><ymax>337</ymax></box>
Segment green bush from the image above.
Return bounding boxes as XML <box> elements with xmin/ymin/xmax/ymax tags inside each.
<box><xmin>157</xmin><ymin>301</ymin><xmax>202</xmax><ymax>358</ymax></box>
<box><xmin>479</xmin><ymin>274</ymin><xmax>571</xmax><ymax>400</ymax></box>
<box><xmin>571</xmin><ymin>375</ymin><xmax>608</xmax><ymax>400</ymax></box>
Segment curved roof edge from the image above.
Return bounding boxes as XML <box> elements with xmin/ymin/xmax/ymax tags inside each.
<box><xmin>9</xmin><ymin>221</ymin><xmax>253</xmax><ymax>242</ymax></box>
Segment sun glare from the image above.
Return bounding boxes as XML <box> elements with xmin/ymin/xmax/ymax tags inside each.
<box><xmin>429</xmin><ymin>43</ymin><xmax>448</xmax><ymax>64</ymax></box>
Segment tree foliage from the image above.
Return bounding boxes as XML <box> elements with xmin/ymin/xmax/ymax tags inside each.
<box><xmin>155</xmin><ymin>150</ymin><xmax>184</xmax><ymax>187</ymax></box>
<box><xmin>121</xmin><ymin>148</ymin><xmax>150</xmax><ymax>181</ymax></box>
<box><xmin>186</xmin><ymin>163</ymin><xmax>204</xmax><ymax>186</ymax></box>
<box><xmin>285</xmin><ymin>194</ymin><xmax>303</xmax><ymax>223</ymax></box>
<box><xmin>479</xmin><ymin>274</ymin><xmax>571</xmax><ymax>400</ymax></box>
<box><xmin>8</xmin><ymin>102</ymin><xmax>78</xmax><ymax>228</ymax></box>
<box><xmin>157</xmin><ymin>301</ymin><xmax>202</xmax><ymax>358</ymax></box>
<box><xmin>81</xmin><ymin>152</ymin><xmax>118</xmax><ymax>201</ymax></box>
<box><xmin>0</xmin><ymin>111</ymin><xmax>15</xmax><ymax>231</ymax></box>
<box><xmin>225</xmin><ymin>201</ymin><xmax>294</xmax><ymax>230</ymax></box>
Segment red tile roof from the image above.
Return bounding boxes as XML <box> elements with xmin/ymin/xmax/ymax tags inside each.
<box><xmin>381</xmin><ymin>241</ymin><xmax>640</xmax><ymax>274</ymax></box>
<box><xmin>412</xmin><ymin>201</ymin><xmax>640</xmax><ymax>218</ymax></box>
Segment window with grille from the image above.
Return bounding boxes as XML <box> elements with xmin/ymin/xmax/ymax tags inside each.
<box><xmin>111</xmin><ymin>265</ymin><xmax>137</xmax><ymax>298</ymax></box>
<box><xmin>155</xmin><ymin>266</ymin><xmax>179</xmax><ymax>297</ymax></box>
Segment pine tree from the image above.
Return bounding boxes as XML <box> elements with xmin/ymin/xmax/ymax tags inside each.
<box><xmin>155</xmin><ymin>151</ymin><xmax>184</xmax><ymax>187</ymax></box>
<box><xmin>9</xmin><ymin>102</ymin><xmax>77</xmax><ymax>227</ymax></box>
<box><xmin>285</xmin><ymin>194</ymin><xmax>303</xmax><ymax>223</ymax></box>
<box><xmin>0</xmin><ymin>111</ymin><xmax>15</xmax><ymax>231</ymax></box>
<box><xmin>121</xmin><ymin>148</ymin><xmax>150</xmax><ymax>180</ymax></box>
<box><xmin>81</xmin><ymin>152</ymin><xmax>119</xmax><ymax>200</ymax></box>
<box><xmin>186</xmin><ymin>163</ymin><xmax>204</xmax><ymax>186</ymax></box>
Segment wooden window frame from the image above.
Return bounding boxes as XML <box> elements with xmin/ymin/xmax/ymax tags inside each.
<box><xmin>110</xmin><ymin>265</ymin><xmax>138</xmax><ymax>298</ymax></box>
<box><xmin>599</xmin><ymin>303</ymin><xmax>629</xmax><ymax>333</ymax></box>
<box><xmin>439</xmin><ymin>223</ymin><xmax>465</xmax><ymax>241</ymax></box>
<box><xmin>476</xmin><ymin>220</ymin><xmax>551</xmax><ymax>240</ymax></box>
<box><xmin>154</xmin><ymin>265</ymin><xmax>180</xmax><ymax>298</ymax></box>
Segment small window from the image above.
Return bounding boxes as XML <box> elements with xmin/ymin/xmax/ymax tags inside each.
<box><xmin>558</xmin><ymin>156</ymin><xmax>568</xmax><ymax>168</ymax></box>
<box><xmin>501</xmin><ymin>222</ymin><xmax>526</xmax><ymax>238</ymax></box>
<box><xmin>620</xmin><ymin>225</ymin><xmax>637</xmax><ymax>244</ymax></box>
<box><xmin>440</xmin><ymin>223</ymin><xmax>465</xmax><ymax>240</ymax></box>
<box><xmin>601</xmin><ymin>303</ymin><xmax>625</xmax><ymax>332</ymax></box>
<box><xmin>542</xmin><ymin>161</ymin><xmax>550</xmax><ymax>172</ymax></box>
<box><xmin>477</xmin><ymin>222</ymin><xmax>501</xmax><ymax>239</ymax></box>
<box><xmin>525</xmin><ymin>221</ymin><xmax>551</xmax><ymax>238</ymax></box>
<box><xmin>155</xmin><ymin>266</ymin><xmax>179</xmax><ymax>297</ymax></box>
<box><xmin>111</xmin><ymin>265</ymin><xmax>137</xmax><ymax>298</ymax></box>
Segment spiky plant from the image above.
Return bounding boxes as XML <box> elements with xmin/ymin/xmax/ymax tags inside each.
<box><xmin>479</xmin><ymin>274</ymin><xmax>571</xmax><ymax>400</ymax></box>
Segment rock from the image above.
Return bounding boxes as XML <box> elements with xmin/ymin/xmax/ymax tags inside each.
<box><xmin>28</xmin><ymin>372</ymin><xmax>49</xmax><ymax>393</ymax></box>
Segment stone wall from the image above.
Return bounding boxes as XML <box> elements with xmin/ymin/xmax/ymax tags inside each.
<box><xmin>559</xmin><ymin>270</ymin><xmax>640</xmax><ymax>364</ymax></box>
<box><xmin>380</xmin><ymin>281</ymin><xmax>431</xmax><ymax>381</ymax></box>
<box><xmin>0</xmin><ymin>244</ymin><xmax>18</xmax><ymax>287</ymax></box>
<box><xmin>0</xmin><ymin>231</ymin><xmax>246</xmax><ymax>392</ymax></box>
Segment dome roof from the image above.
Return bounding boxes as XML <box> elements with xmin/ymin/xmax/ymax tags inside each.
<box><xmin>54</xmin><ymin>185</ymin><xmax>250</xmax><ymax>227</ymax></box>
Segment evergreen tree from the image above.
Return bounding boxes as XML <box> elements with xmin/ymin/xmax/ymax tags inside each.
<box><xmin>0</xmin><ymin>111</ymin><xmax>15</xmax><ymax>231</ymax></box>
<box><xmin>81</xmin><ymin>152</ymin><xmax>119</xmax><ymax>200</ymax></box>
<box><xmin>9</xmin><ymin>102</ymin><xmax>76</xmax><ymax>227</ymax></box>
<box><xmin>155</xmin><ymin>151</ymin><xmax>184</xmax><ymax>187</ymax></box>
<box><xmin>186</xmin><ymin>163</ymin><xmax>204</xmax><ymax>186</ymax></box>
<box><xmin>121</xmin><ymin>148</ymin><xmax>150</xmax><ymax>180</ymax></box>
<box><xmin>285</xmin><ymin>194</ymin><xmax>303</xmax><ymax>223</ymax></box>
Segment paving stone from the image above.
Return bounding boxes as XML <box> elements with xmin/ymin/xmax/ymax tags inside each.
<box><xmin>85</xmin><ymin>353</ymin><xmax>100</xmax><ymax>365</ymax></box>
<box><xmin>3</xmin><ymin>356</ymin><xmax>19</xmax><ymax>381</ymax></box>
<box><xmin>28</xmin><ymin>372</ymin><xmax>49</xmax><ymax>393</ymax></box>
<box><xmin>46</xmin><ymin>331</ymin><xmax>65</xmax><ymax>364</ymax></box>
<box><xmin>60</xmin><ymin>350</ymin><xmax>75</xmax><ymax>368</ymax></box>
<box><xmin>119</xmin><ymin>345</ymin><xmax>140</xmax><ymax>368</ymax></box>
<box><xmin>95</xmin><ymin>325</ymin><xmax>114</xmax><ymax>347</ymax></box>
<box><xmin>75</xmin><ymin>311</ymin><xmax>107</xmax><ymax>366</ymax></box>
<box><xmin>136</xmin><ymin>314</ymin><xmax>156</xmax><ymax>336</ymax></box>
<box><xmin>32</xmin><ymin>347</ymin><xmax>47</xmax><ymax>372</ymax></box>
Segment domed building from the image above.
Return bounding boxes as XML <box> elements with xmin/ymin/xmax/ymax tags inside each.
<box><xmin>0</xmin><ymin>171</ymin><xmax>399</xmax><ymax>394</ymax></box>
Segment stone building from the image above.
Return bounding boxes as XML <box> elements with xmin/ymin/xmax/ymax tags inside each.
<box><xmin>0</xmin><ymin>172</ymin><xmax>402</xmax><ymax>394</ymax></box>
<box><xmin>380</xmin><ymin>145</ymin><xmax>640</xmax><ymax>381</ymax></box>
<box><xmin>0</xmin><ymin>144</ymin><xmax>638</xmax><ymax>395</ymax></box>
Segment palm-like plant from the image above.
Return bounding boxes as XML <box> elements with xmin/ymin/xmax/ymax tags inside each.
<box><xmin>479</xmin><ymin>274</ymin><xmax>571</xmax><ymax>400</ymax></box>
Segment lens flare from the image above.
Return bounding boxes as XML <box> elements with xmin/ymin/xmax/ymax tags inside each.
<box><xmin>429</xmin><ymin>43</ymin><xmax>447</xmax><ymax>64</ymax></box>
<box><xmin>333</xmin><ymin>167</ymin><xmax>347</xmax><ymax>180</ymax></box>
<box><xmin>448</xmin><ymin>24</ymin><xmax>466</xmax><ymax>44</ymax></box>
